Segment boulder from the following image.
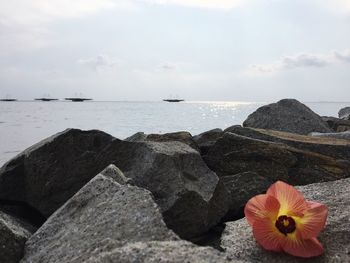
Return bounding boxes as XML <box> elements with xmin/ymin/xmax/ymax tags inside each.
<box><xmin>225</xmin><ymin>126</ymin><xmax>350</xmax><ymax>161</ymax></box>
<box><xmin>221</xmin><ymin>178</ymin><xmax>350</xmax><ymax>262</ymax></box>
<box><xmin>86</xmin><ymin>241</ymin><xmax>239</xmax><ymax>263</ymax></box>
<box><xmin>243</xmin><ymin>99</ymin><xmax>332</xmax><ymax>135</ymax></box>
<box><xmin>0</xmin><ymin>129</ymin><xmax>115</xmax><ymax>218</ymax></box>
<box><xmin>99</xmin><ymin>140</ymin><xmax>230</xmax><ymax>239</ymax></box>
<box><xmin>0</xmin><ymin>130</ymin><xmax>228</xmax><ymax>239</ymax></box>
<box><xmin>22</xmin><ymin>168</ymin><xmax>178</xmax><ymax>263</ymax></box>
<box><xmin>220</xmin><ymin>172</ymin><xmax>273</xmax><ymax>221</ymax></box>
<box><xmin>338</xmin><ymin>106</ymin><xmax>350</xmax><ymax>120</ymax></box>
<box><xmin>322</xmin><ymin>116</ymin><xmax>350</xmax><ymax>132</ymax></box>
<box><xmin>0</xmin><ymin>210</ymin><xmax>35</xmax><ymax>263</ymax></box>
<box><xmin>204</xmin><ymin>132</ymin><xmax>349</xmax><ymax>185</ymax></box>
<box><xmin>193</xmin><ymin>128</ymin><xmax>224</xmax><ymax>154</ymax></box>
<box><xmin>126</xmin><ymin>131</ymin><xmax>200</xmax><ymax>151</ymax></box>
<box><xmin>310</xmin><ymin>131</ymin><xmax>350</xmax><ymax>141</ymax></box>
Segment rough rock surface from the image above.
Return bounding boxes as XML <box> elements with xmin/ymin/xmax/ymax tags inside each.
<box><xmin>0</xmin><ymin>129</ymin><xmax>228</xmax><ymax>239</ymax></box>
<box><xmin>97</xmin><ymin>140</ymin><xmax>229</xmax><ymax>239</ymax></box>
<box><xmin>226</xmin><ymin>126</ymin><xmax>350</xmax><ymax>161</ymax></box>
<box><xmin>338</xmin><ymin>106</ymin><xmax>350</xmax><ymax>120</ymax></box>
<box><xmin>221</xmin><ymin>178</ymin><xmax>350</xmax><ymax>263</ymax></box>
<box><xmin>310</xmin><ymin>131</ymin><xmax>350</xmax><ymax>141</ymax></box>
<box><xmin>243</xmin><ymin>99</ymin><xmax>332</xmax><ymax>135</ymax></box>
<box><xmin>193</xmin><ymin>128</ymin><xmax>224</xmax><ymax>154</ymax></box>
<box><xmin>0</xmin><ymin>129</ymin><xmax>115</xmax><ymax>218</ymax></box>
<box><xmin>220</xmin><ymin>172</ymin><xmax>273</xmax><ymax>221</ymax></box>
<box><xmin>126</xmin><ymin>131</ymin><xmax>200</xmax><ymax>151</ymax></box>
<box><xmin>0</xmin><ymin>210</ymin><xmax>35</xmax><ymax>263</ymax></box>
<box><xmin>204</xmin><ymin>132</ymin><xmax>349</xmax><ymax>185</ymax></box>
<box><xmin>322</xmin><ymin>116</ymin><xmax>350</xmax><ymax>132</ymax></box>
<box><xmin>22</xmin><ymin>170</ymin><xmax>178</xmax><ymax>263</ymax></box>
<box><xmin>87</xmin><ymin>241</ymin><xmax>241</xmax><ymax>263</ymax></box>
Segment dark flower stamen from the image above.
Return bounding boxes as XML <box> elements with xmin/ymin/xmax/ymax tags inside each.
<box><xmin>275</xmin><ymin>215</ymin><xmax>296</xmax><ymax>235</ymax></box>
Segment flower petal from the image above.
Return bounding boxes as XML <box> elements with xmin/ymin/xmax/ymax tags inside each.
<box><xmin>244</xmin><ymin>194</ymin><xmax>280</xmax><ymax>226</ymax></box>
<box><xmin>283</xmin><ymin>237</ymin><xmax>324</xmax><ymax>258</ymax></box>
<box><xmin>252</xmin><ymin>217</ymin><xmax>286</xmax><ymax>252</ymax></box>
<box><xmin>297</xmin><ymin>201</ymin><xmax>328</xmax><ymax>239</ymax></box>
<box><xmin>266</xmin><ymin>181</ymin><xmax>308</xmax><ymax>217</ymax></box>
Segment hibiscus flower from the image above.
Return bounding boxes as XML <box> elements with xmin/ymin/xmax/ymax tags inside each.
<box><xmin>244</xmin><ymin>181</ymin><xmax>328</xmax><ymax>258</ymax></box>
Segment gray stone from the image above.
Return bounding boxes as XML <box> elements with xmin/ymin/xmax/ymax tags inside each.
<box><xmin>193</xmin><ymin>128</ymin><xmax>224</xmax><ymax>154</ymax></box>
<box><xmin>99</xmin><ymin>164</ymin><xmax>134</xmax><ymax>185</ymax></box>
<box><xmin>87</xmin><ymin>241</ymin><xmax>242</xmax><ymax>263</ymax></box>
<box><xmin>310</xmin><ymin>131</ymin><xmax>350</xmax><ymax>141</ymax></box>
<box><xmin>322</xmin><ymin>116</ymin><xmax>350</xmax><ymax>132</ymax></box>
<box><xmin>125</xmin><ymin>132</ymin><xmax>148</xmax><ymax>142</ymax></box>
<box><xmin>0</xmin><ymin>210</ymin><xmax>35</xmax><ymax>263</ymax></box>
<box><xmin>243</xmin><ymin>99</ymin><xmax>332</xmax><ymax>135</ymax></box>
<box><xmin>22</xmin><ymin>171</ymin><xmax>178</xmax><ymax>263</ymax></box>
<box><xmin>221</xmin><ymin>172</ymin><xmax>273</xmax><ymax>221</ymax></box>
<box><xmin>221</xmin><ymin>178</ymin><xmax>350</xmax><ymax>262</ymax></box>
<box><xmin>125</xmin><ymin>131</ymin><xmax>200</xmax><ymax>152</ymax></box>
<box><xmin>0</xmin><ymin>129</ymin><xmax>115</xmax><ymax>218</ymax></box>
<box><xmin>0</xmin><ymin>130</ymin><xmax>228</xmax><ymax>239</ymax></box>
<box><xmin>226</xmin><ymin>125</ymin><xmax>350</xmax><ymax>161</ymax></box>
<box><xmin>204</xmin><ymin>132</ymin><xmax>349</xmax><ymax>185</ymax></box>
<box><xmin>99</xmin><ymin>140</ymin><xmax>230</xmax><ymax>239</ymax></box>
<box><xmin>338</xmin><ymin>107</ymin><xmax>350</xmax><ymax>120</ymax></box>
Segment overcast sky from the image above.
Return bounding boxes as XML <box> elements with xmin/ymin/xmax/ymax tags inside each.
<box><xmin>0</xmin><ymin>0</ymin><xmax>349</xmax><ymax>101</ymax></box>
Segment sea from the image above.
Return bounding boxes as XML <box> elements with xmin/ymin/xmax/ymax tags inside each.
<box><xmin>0</xmin><ymin>100</ymin><xmax>349</xmax><ymax>166</ymax></box>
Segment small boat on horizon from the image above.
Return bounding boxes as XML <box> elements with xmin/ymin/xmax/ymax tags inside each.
<box><xmin>35</xmin><ymin>98</ymin><xmax>59</xmax><ymax>102</ymax></box>
<box><xmin>163</xmin><ymin>99</ymin><xmax>185</xmax><ymax>102</ymax></box>
<box><xmin>0</xmin><ymin>98</ymin><xmax>17</xmax><ymax>102</ymax></box>
<box><xmin>65</xmin><ymin>98</ymin><xmax>93</xmax><ymax>102</ymax></box>
<box><xmin>1</xmin><ymin>94</ymin><xmax>17</xmax><ymax>101</ymax></box>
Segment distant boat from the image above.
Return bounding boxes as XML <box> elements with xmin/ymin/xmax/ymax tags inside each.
<box><xmin>65</xmin><ymin>98</ymin><xmax>93</xmax><ymax>102</ymax></box>
<box><xmin>1</xmin><ymin>94</ymin><xmax>17</xmax><ymax>101</ymax></box>
<box><xmin>35</xmin><ymin>98</ymin><xmax>59</xmax><ymax>102</ymax></box>
<box><xmin>0</xmin><ymin>98</ymin><xmax>17</xmax><ymax>102</ymax></box>
<box><xmin>163</xmin><ymin>99</ymin><xmax>184</xmax><ymax>103</ymax></box>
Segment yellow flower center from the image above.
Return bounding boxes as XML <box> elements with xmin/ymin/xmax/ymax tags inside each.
<box><xmin>275</xmin><ymin>215</ymin><xmax>296</xmax><ymax>236</ymax></box>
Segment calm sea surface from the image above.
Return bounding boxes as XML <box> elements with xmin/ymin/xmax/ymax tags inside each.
<box><xmin>0</xmin><ymin>101</ymin><xmax>349</xmax><ymax>166</ymax></box>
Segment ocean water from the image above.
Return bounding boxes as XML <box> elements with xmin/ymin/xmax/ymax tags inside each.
<box><xmin>0</xmin><ymin>101</ymin><xmax>349</xmax><ymax>166</ymax></box>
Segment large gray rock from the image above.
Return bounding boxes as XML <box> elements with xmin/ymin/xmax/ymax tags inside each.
<box><xmin>0</xmin><ymin>210</ymin><xmax>35</xmax><ymax>263</ymax></box>
<box><xmin>338</xmin><ymin>107</ymin><xmax>350</xmax><ymax>120</ymax></box>
<box><xmin>193</xmin><ymin>128</ymin><xmax>224</xmax><ymax>154</ymax></box>
<box><xmin>226</xmin><ymin>126</ymin><xmax>350</xmax><ymax>161</ymax></box>
<box><xmin>221</xmin><ymin>172</ymin><xmax>273</xmax><ymax>221</ymax></box>
<box><xmin>125</xmin><ymin>131</ymin><xmax>200</xmax><ymax>152</ymax></box>
<box><xmin>22</xmin><ymin>167</ymin><xmax>178</xmax><ymax>263</ymax></box>
<box><xmin>86</xmin><ymin>241</ymin><xmax>240</xmax><ymax>263</ymax></box>
<box><xmin>243</xmin><ymin>99</ymin><xmax>332</xmax><ymax>135</ymax></box>
<box><xmin>99</xmin><ymin>140</ymin><xmax>230</xmax><ymax>239</ymax></box>
<box><xmin>221</xmin><ymin>178</ymin><xmax>350</xmax><ymax>262</ymax></box>
<box><xmin>322</xmin><ymin>116</ymin><xmax>350</xmax><ymax>132</ymax></box>
<box><xmin>204</xmin><ymin>132</ymin><xmax>350</xmax><ymax>185</ymax></box>
<box><xmin>0</xmin><ymin>129</ymin><xmax>115</xmax><ymax>218</ymax></box>
<box><xmin>0</xmin><ymin>130</ymin><xmax>229</xmax><ymax>239</ymax></box>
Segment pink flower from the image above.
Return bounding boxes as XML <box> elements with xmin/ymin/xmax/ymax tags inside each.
<box><xmin>244</xmin><ymin>181</ymin><xmax>328</xmax><ymax>258</ymax></box>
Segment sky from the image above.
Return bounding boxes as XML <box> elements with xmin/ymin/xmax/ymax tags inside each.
<box><xmin>0</xmin><ymin>0</ymin><xmax>349</xmax><ymax>101</ymax></box>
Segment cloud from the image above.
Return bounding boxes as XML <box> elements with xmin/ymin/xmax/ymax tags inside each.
<box><xmin>139</xmin><ymin>0</ymin><xmax>242</xmax><ymax>10</ymax></box>
<box><xmin>0</xmin><ymin>0</ymin><xmax>126</xmax><ymax>55</ymax></box>
<box><xmin>334</xmin><ymin>50</ymin><xmax>350</xmax><ymax>63</ymax></box>
<box><xmin>247</xmin><ymin>49</ymin><xmax>350</xmax><ymax>75</ymax></box>
<box><xmin>78</xmin><ymin>55</ymin><xmax>119</xmax><ymax>71</ymax></box>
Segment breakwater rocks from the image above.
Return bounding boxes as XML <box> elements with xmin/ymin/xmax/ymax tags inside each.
<box><xmin>0</xmin><ymin>98</ymin><xmax>349</xmax><ymax>262</ymax></box>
